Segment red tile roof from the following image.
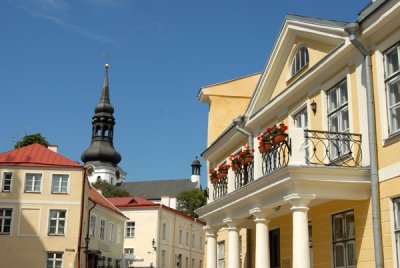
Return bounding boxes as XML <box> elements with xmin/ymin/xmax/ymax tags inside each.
<box><xmin>107</xmin><ymin>196</ymin><xmax>156</xmax><ymax>207</ymax></box>
<box><xmin>0</xmin><ymin>144</ymin><xmax>82</xmax><ymax>168</ymax></box>
<box><xmin>89</xmin><ymin>186</ymin><xmax>128</xmax><ymax>219</ymax></box>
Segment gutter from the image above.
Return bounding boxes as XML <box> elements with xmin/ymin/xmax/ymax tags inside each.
<box><xmin>86</xmin><ymin>202</ymin><xmax>97</xmax><ymax>268</ymax></box>
<box><xmin>233</xmin><ymin>116</ymin><xmax>253</xmax><ymax>148</ymax></box>
<box><xmin>345</xmin><ymin>22</ymin><xmax>383</xmax><ymax>268</ymax></box>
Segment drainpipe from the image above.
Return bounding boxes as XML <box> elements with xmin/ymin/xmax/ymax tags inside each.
<box><xmin>345</xmin><ymin>22</ymin><xmax>383</xmax><ymax>268</ymax></box>
<box><xmin>232</xmin><ymin>116</ymin><xmax>253</xmax><ymax>268</ymax></box>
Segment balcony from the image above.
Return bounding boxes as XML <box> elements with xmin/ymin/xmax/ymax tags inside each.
<box><xmin>210</xmin><ymin>129</ymin><xmax>363</xmax><ymax>202</ymax></box>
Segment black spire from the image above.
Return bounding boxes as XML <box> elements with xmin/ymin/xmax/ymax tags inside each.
<box><xmin>81</xmin><ymin>64</ymin><xmax>121</xmax><ymax>166</ymax></box>
<box><xmin>191</xmin><ymin>156</ymin><xmax>201</xmax><ymax>176</ymax></box>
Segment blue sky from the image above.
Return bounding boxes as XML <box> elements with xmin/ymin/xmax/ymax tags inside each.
<box><xmin>0</xmin><ymin>0</ymin><xmax>370</xmax><ymax>184</ymax></box>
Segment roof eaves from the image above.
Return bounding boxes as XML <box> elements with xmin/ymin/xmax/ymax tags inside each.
<box><xmin>285</xmin><ymin>14</ymin><xmax>349</xmax><ymax>28</ymax></box>
<box><xmin>357</xmin><ymin>0</ymin><xmax>387</xmax><ymax>22</ymax></box>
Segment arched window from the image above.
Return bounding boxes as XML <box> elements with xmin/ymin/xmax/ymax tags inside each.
<box><xmin>291</xmin><ymin>46</ymin><xmax>309</xmax><ymax>76</ymax></box>
<box><xmin>103</xmin><ymin>126</ymin><xmax>109</xmax><ymax>137</ymax></box>
<box><xmin>95</xmin><ymin>126</ymin><xmax>101</xmax><ymax>136</ymax></box>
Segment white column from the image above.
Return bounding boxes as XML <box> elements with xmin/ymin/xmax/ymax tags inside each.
<box><xmin>223</xmin><ymin>218</ymin><xmax>240</xmax><ymax>268</ymax></box>
<box><xmin>204</xmin><ymin>225</ymin><xmax>217</xmax><ymax>268</ymax></box>
<box><xmin>284</xmin><ymin>194</ymin><xmax>315</xmax><ymax>268</ymax></box>
<box><xmin>250</xmin><ymin>208</ymin><xmax>270</xmax><ymax>268</ymax></box>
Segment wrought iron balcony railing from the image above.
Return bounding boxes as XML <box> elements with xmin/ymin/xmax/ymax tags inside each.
<box><xmin>234</xmin><ymin>160</ymin><xmax>254</xmax><ymax>189</ymax></box>
<box><xmin>304</xmin><ymin>130</ymin><xmax>362</xmax><ymax>167</ymax></box>
<box><xmin>213</xmin><ymin>176</ymin><xmax>228</xmax><ymax>200</ymax></box>
<box><xmin>262</xmin><ymin>139</ymin><xmax>291</xmax><ymax>176</ymax></box>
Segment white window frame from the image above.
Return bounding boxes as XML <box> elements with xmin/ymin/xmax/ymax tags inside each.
<box><xmin>126</xmin><ymin>221</ymin><xmax>135</xmax><ymax>238</ymax></box>
<box><xmin>291</xmin><ymin>45</ymin><xmax>309</xmax><ymax>77</ymax></box>
<box><xmin>217</xmin><ymin>241</ymin><xmax>225</xmax><ymax>268</ymax></box>
<box><xmin>185</xmin><ymin>231</ymin><xmax>189</xmax><ymax>246</ymax></box>
<box><xmin>2</xmin><ymin>172</ymin><xmax>13</xmax><ymax>192</ymax></box>
<box><xmin>0</xmin><ymin>207</ymin><xmax>13</xmax><ymax>235</ymax></box>
<box><xmin>393</xmin><ymin>198</ymin><xmax>400</xmax><ymax>268</ymax></box>
<box><xmin>200</xmin><ymin>235</ymin><xmax>203</xmax><ymax>250</ymax></box>
<box><xmin>48</xmin><ymin>209</ymin><xmax>67</xmax><ymax>236</ymax></box>
<box><xmin>117</xmin><ymin>224</ymin><xmax>122</xmax><ymax>244</ymax></box>
<box><xmin>124</xmin><ymin>248</ymin><xmax>134</xmax><ymax>254</ymax></box>
<box><xmin>51</xmin><ymin>174</ymin><xmax>69</xmax><ymax>194</ymax></box>
<box><xmin>100</xmin><ymin>218</ymin><xmax>106</xmax><ymax>240</ymax></box>
<box><xmin>161</xmin><ymin>250</ymin><xmax>166</xmax><ymax>268</ymax></box>
<box><xmin>162</xmin><ymin>222</ymin><xmax>167</xmax><ymax>240</ymax></box>
<box><xmin>46</xmin><ymin>252</ymin><xmax>63</xmax><ymax>268</ymax></box>
<box><xmin>89</xmin><ymin>214</ymin><xmax>96</xmax><ymax>238</ymax></box>
<box><xmin>109</xmin><ymin>222</ymin><xmax>115</xmax><ymax>242</ymax></box>
<box><xmin>327</xmin><ymin>79</ymin><xmax>350</xmax><ymax>161</ymax></box>
<box><xmin>24</xmin><ymin>173</ymin><xmax>42</xmax><ymax>193</ymax></box>
<box><xmin>179</xmin><ymin>229</ymin><xmax>183</xmax><ymax>244</ymax></box>
<box><xmin>192</xmin><ymin>233</ymin><xmax>195</xmax><ymax>248</ymax></box>
<box><xmin>384</xmin><ymin>43</ymin><xmax>400</xmax><ymax>135</ymax></box>
<box><xmin>332</xmin><ymin>210</ymin><xmax>356</xmax><ymax>268</ymax></box>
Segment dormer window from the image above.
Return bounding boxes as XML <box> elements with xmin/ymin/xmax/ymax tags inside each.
<box><xmin>291</xmin><ymin>46</ymin><xmax>309</xmax><ymax>76</ymax></box>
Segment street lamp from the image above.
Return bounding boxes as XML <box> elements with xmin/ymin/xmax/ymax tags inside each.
<box><xmin>152</xmin><ymin>238</ymin><xmax>157</xmax><ymax>251</ymax></box>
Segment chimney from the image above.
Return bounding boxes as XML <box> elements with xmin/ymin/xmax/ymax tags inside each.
<box><xmin>47</xmin><ymin>145</ymin><xmax>58</xmax><ymax>153</ymax></box>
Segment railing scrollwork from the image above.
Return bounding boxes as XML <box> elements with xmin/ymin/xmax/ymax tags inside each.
<box><xmin>213</xmin><ymin>176</ymin><xmax>228</xmax><ymax>200</ymax></box>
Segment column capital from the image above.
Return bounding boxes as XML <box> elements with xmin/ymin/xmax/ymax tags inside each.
<box><xmin>249</xmin><ymin>208</ymin><xmax>271</xmax><ymax>224</ymax></box>
<box><xmin>223</xmin><ymin>217</ymin><xmax>237</xmax><ymax>230</ymax></box>
<box><xmin>203</xmin><ymin>225</ymin><xmax>217</xmax><ymax>237</ymax></box>
<box><xmin>284</xmin><ymin>193</ymin><xmax>315</xmax><ymax>211</ymax></box>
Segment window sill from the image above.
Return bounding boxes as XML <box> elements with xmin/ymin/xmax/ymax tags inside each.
<box><xmin>48</xmin><ymin>234</ymin><xmax>65</xmax><ymax>237</ymax></box>
<box><xmin>383</xmin><ymin>131</ymin><xmax>400</xmax><ymax>147</ymax></box>
<box><xmin>51</xmin><ymin>192</ymin><xmax>69</xmax><ymax>195</ymax></box>
<box><xmin>24</xmin><ymin>191</ymin><xmax>41</xmax><ymax>194</ymax></box>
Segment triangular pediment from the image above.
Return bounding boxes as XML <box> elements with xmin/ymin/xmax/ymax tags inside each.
<box><xmin>246</xmin><ymin>14</ymin><xmax>349</xmax><ymax>116</ymax></box>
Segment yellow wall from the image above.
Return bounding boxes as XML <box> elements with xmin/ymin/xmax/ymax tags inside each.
<box><xmin>0</xmin><ymin>167</ymin><xmax>84</xmax><ymax>268</ymax></box>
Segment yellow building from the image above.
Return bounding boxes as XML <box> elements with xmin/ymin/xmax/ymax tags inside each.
<box><xmin>196</xmin><ymin>1</ymin><xmax>400</xmax><ymax>267</ymax></box>
<box><xmin>0</xmin><ymin>144</ymin><xmax>86</xmax><ymax>267</ymax></box>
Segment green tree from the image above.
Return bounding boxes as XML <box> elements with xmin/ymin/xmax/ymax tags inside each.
<box><xmin>177</xmin><ymin>188</ymin><xmax>207</xmax><ymax>218</ymax></box>
<box><xmin>91</xmin><ymin>179</ymin><xmax>130</xmax><ymax>198</ymax></box>
<box><xmin>14</xmin><ymin>133</ymin><xmax>50</xmax><ymax>149</ymax></box>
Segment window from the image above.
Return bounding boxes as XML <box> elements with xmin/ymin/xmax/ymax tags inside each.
<box><xmin>126</xmin><ymin>221</ymin><xmax>135</xmax><ymax>237</ymax></box>
<box><xmin>48</xmin><ymin>210</ymin><xmax>66</xmax><ymax>235</ymax></box>
<box><xmin>192</xmin><ymin>234</ymin><xmax>195</xmax><ymax>248</ymax></box>
<box><xmin>192</xmin><ymin>258</ymin><xmax>195</xmax><ymax>268</ymax></box>
<box><xmin>124</xmin><ymin>248</ymin><xmax>134</xmax><ymax>254</ymax></box>
<box><xmin>292</xmin><ymin>46</ymin><xmax>309</xmax><ymax>76</ymax></box>
<box><xmin>51</xmin><ymin>174</ymin><xmax>68</xmax><ymax>193</ymax></box>
<box><xmin>162</xmin><ymin>223</ymin><xmax>167</xmax><ymax>240</ymax></box>
<box><xmin>109</xmin><ymin>222</ymin><xmax>115</xmax><ymax>242</ymax></box>
<box><xmin>2</xmin><ymin>172</ymin><xmax>12</xmax><ymax>192</ymax></box>
<box><xmin>200</xmin><ymin>260</ymin><xmax>203</xmax><ymax>268</ymax></box>
<box><xmin>185</xmin><ymin>256</ymin><xmax>189</xmax><ymax>268</ymax></box>
<box><xmin>90</xmin><ymin>214</ymin><xmax>96</xmax><ymax>237</ymax></box>
<box><xmin>25</xmin><ymin>173</ymin><xmax>42</xmax><ymax>192</ymax></box>
<box><xmin>384</xmin><ymin>44</ymin><xmax>400</xmax><ymax>134</ymax></box>
<box><xmin>393</xmin><ymin>198</ymin><xmax>400</xmax><ymax>267</ymax></box>
<box><xmin>332</xmin><ymin>210</ymin><xmax>355</xmax><ymax>268</ymax></box>
<box><xmin>179</xmin><ymin>229</ymin><xmax>183</xmax><ymax>244</ymax></box>
<box><xmin>217</xmin><ymin>241</ymin><xmax>225</xmax><ymax>268</ymax></box>
<box><xmin>186</xmin><ymin>231</ymin><xmax>189</xmax><ymax>246</ymax></box>
<box><xmin>100</xmin><ymin>219</ymin><xmax>106</xmax><ymax>240</ymax></box>
<box><xmin>46</xmin><ymin>252</ymin><xmax>63</xmax><ymax>268</ymax></box>
<box><xmin>327</xmin><ymin>80</ymin><xmax>350</xmax><ymax>160</ymax></box>
<box><xmin>200</xmin><ymin>235</ymin><xmax>203</xmax><ymax>249</ymax></box>
<box><xmin>117</xmin><ymin>225</ymin><xmax>122</xmax><ymax>244</ymax></box>
<box><xmin>0</xmin><ymin>208</ymin><xmax>13</xmax><ymax>234</ymax></box>
<box><xmin>161</xmin><ymin>250</ymin><xmax>166</xmax><ymax>268</ymax></box>
<box><xmin>294</xmin><ymin>108</ymin><xmax>308</xmax><ymax>129</ymax></box>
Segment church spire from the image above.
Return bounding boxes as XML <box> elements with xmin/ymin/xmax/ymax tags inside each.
<box><xmin>81</xmin><ymin>64</ymin><xmax>121</xmax><ymax>166</ymax></box>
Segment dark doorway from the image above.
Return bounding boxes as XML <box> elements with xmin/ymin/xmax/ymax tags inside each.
<box><xmin>270</xmin><ymin>228</ymin><xmax>280</xmax><ymax>268</ymax></box>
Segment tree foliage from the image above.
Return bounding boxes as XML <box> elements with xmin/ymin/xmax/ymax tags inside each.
<box><xmin>177</xmin><ymin>188</ymin><xmax>207</xmax><ymax>218</ymax></box>
<box><xmin>14</xmin><ymin>133</ymin><xmax>50</xmax><ymax>149</ymax></box>
<box><xmin>92</xmin><ymin>179</ymin><xmax>130</xmax><ymax>198</ymax></box>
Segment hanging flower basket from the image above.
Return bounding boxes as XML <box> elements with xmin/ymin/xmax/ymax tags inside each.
<box><xmin>210</xmin><ymin>177</ymin><xmax>219</xmax><ymax>184</ymax></box>
<box><xmin>217</xmin><ymin>171</ymin><xmax>228</xmax><ymax>179</ymax></box>
<box><xmin>232</xmin><ymin>162</ymin><xmax>241</xmax><ymax>171</ymax></box>
<box><xmin>274</xmin><ymin>133</ymin><xmax>287</xmax><ymax>144</ymax></box>
<box><xmin>259</xmin><ymin>142</ymin><xmax>273</xmax><ymax>153</ymax></box>
<box><xmin>241</xmin><ymin>155</ymin><xmax>254</xmax><ymax>165</ymax></box>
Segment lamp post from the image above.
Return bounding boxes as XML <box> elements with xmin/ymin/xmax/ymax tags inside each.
<box><xmin>152</xmin><ymin>238</ymin><xmax>157</xmax><ymax>251</ymax></box>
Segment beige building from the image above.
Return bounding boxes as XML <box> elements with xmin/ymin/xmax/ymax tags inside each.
<box><xmin>86</xmin><ymin>186</ymin><xmax>127</xmax><ymax>268</ymax></box>
<box><xmin>108</xmin><ymin>197</ymin><xmax>205</xmax><ymax>268</ymax></box>
<box><xmin>0</xmin><ymin>144</ymin><xmax>86</xmax><ymax>267</ymax></box>
<box><xmin>0</xmin><ymin>143</ymin><xmax>127</xmax><ymax>268</ymax></box>
<box><xmin>197</xmin><ymin>0</ymin><xmax>400</xmax><ymax>267</ymax></box>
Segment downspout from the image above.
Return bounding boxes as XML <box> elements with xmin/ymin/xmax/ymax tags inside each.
<box><xmin>345</xmin><ymin>22</ymin><xmax>383</xmax><ymax>268</ymax></box>
<box><xmin>77</xmin><ymin>171</ymin><xmax>87</xmax><ymax>268</ymax></box>
<box><xmin>232</xmin><ymin>116</ymin><xmax>252</xmax><ymax>268</ymax></box>
<box><xmin>86</xmin><ymin>202</ymin><xmax>97</xmax><ymax>268</ymax></box>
